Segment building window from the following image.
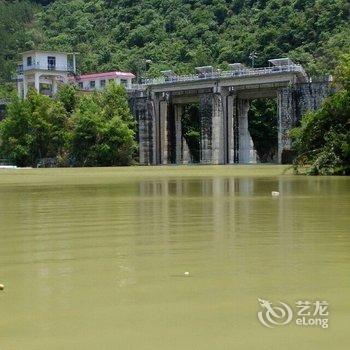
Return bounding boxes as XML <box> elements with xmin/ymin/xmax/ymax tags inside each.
<box><xmin>78</xmin><ymin>82</ymin><xmax>83</xmax><ymax>89</ymax></box>
<box><xmin>18</xmin><ymin>64</ymin><xmax>23</xmax><ymax>74</ymax></box>
<box><xmin>100</xmin><ymin>80</ymin><xmax>106</xmax><ymax>88</ymax></box>
<box><xmin>27</xmin><ymin>56</ymin><xmax>32</xmax><ymax>67</ymax></box>
<box><xmin>89</xmin><ymin>81</ymin><xmax>96</xmax><ymax>89</ymax></box>
<box><xmin>48</xmin><ymin>56</ymin><xmax>56</xmax><ymax>70</ymax></box>
<box><xmin>121</xmin><ymin>79</ymin><xmax>128</xmax><ymax>86</ymax></box>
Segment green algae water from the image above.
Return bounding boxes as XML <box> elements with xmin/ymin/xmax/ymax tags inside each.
<box><xmin>0</xmin><ymin>166</ymin><xmax>349</xmax><ymax>349</ymax></box>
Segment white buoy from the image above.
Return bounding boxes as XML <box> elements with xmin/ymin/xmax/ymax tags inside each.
<box><xmin>184</xmin><ymin>271</ymin><xmax>190</xmax><ymax>276</ymax></box>
<box><xmin>271</xmin><ymin>191</ymin><xmax>280</xmax><ymax>197</ymax></box>
<box><xmin>0</xmin><ymin>284</ymin><xmax>4</xmax><ymax>290</ymax></box>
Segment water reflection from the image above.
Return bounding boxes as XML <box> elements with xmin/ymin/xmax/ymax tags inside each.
<box><xmin>0</xmin><ymin>174</ymin><xmax>349</xmax><ymax>349</ymax></box>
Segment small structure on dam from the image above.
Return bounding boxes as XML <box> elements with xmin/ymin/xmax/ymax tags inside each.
<box><xmin>130</xmin><ymin>58</ymin><xmax>332</xmax><ymax>165</ymax></box>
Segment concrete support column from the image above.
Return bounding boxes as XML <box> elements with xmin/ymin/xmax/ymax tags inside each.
<box><xmin>139</xmin><ymin>107</ymin><xmax>149</xmax><ymax>165</ymax></box>
<box><xmin>23</xmin><ymin>75</ymin><xmax>28</xmax><ymax>99</ymax></box>
<box><xmin>237</xmin><ymin>99</ymin><xmax>257</xmax><ymax>164</ymax></box>
<box><xmin>174</xmin><ymin>104</ymin><xmax>182</xmax><ymax>164</ymax></box>
<box><xmin>212</xmin><ymin>91</ymin><xmax>225</xmax><ymax>165</ymax></box>
<box><xmin>159</xmin><ymin>100</ymin><xmax>169</xmax><ymax>164</ymax></box>
<box><xmin>277</xmin><ymin>88</ymin><xmax>295</xmax><ymax>164</ymax></box>
<box><xmin>199</xmin><ymin>94</ymin><xmax>212</xmax><ymax>164</ymax></box>
<box><xmin>17</xmin><ymin>81</ymin><xmax>22</xmax><ymax>99</ymax></box>
<box><xmin>227</xmin><ymin>93</ymin><xmax>235</xmax><ymax>164</ymax></box>
<box><xmin>137</xmin><ymin>96</ymin><xmax>154</xmax><ymax>165</ymax></box>
<box><xmin>73</xmin><ymin>54</ymin><xmax>77</xmax><ymax>74</ymax></box>
<box><xmin>152</xmin><ymin>94</ymin><xmax>160</xmax><ymax>164</ymax></box>
<box><xmin>34</xmin><ymin>72</ymin><xmax>40</xmax><ymax>93</ymax></box>
<box><xmin>52</xmin><ymin>78</ymin><xmax>58</xmax><ymax>96</ymax></box>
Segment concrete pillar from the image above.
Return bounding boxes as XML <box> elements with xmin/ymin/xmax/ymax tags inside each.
<box><xmin>139</xmin><ymin>108</ymin><xmax>148</xmax><ymax>165</ymax></box>
<box><xmin>199</xmin><ymin>94</ymin><xmax>212</xmax><ymax>164</ymax></box>
<box><xmin>34</xmin><ymin>72</ymin><xmax>40</xmax><ymax>93</ymax></box>
<box><xmin>159</xmin><ymin>100</ymin><xmax>169</xmax><ymax>164</ymax></box>
<box><xmin>23</xmin><ymin>75</ymin><xmax>28</xmax><ymax>99</ymax></box>
<box><xmin>212</xmin><ymin>92</ymin><xmax>224</xmax><ymax>164</ymax></box>
<box><xmin>227</xmin><ymin>93</ymin><xmax>235</xmax><ymax>164</ymax></box>
<box><xmin>174</xmin><ymin>104</ymin><xmax>182</xmax><ymax>164</ymax></box>
<box><xmin>73</xmin><ymin>54</ymin><xmax>76</xmax><ymax>73</ymax></box>
<box><xmin>152</xmin><ymin>94</ymin><xmax>160</xmax><ymax>164</ymax></box>
<box><xmin>237</xmin><ymin>99</ymin><xmax>257</xmax><ymax>164</ymax></box>
<box><xmin>17</xmin><ymin>81</ymin><xmax>22</xmax><ymax>99</ymax></box>
<box><xmin>277</xmin><ymin>88</ymin><xmax>295</xmax><ymax>164</ymax></box>
<box><xmin>52</xmin><ymin>78</ymin><xmax>58</xmax><ymax>95</ymax></box>
<box><xmin>136</xmin><ymin>96</ymin><xmax>154</xmax><ymax>165</ymax></box>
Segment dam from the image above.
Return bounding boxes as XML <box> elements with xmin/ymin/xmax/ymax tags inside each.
<box><xmin>130</xmin><ymin>58</ymin><xmax>332</xmax><ymax>165</ymax></box>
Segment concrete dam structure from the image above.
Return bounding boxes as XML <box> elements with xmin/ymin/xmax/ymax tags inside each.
<box><xmin>130</xmin><ymin>59</ymin><xmax>332</xmax><ymax>165</ymax></box>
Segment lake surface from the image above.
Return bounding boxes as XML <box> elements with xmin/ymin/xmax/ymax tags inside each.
<box><xmin>0</xmin><ymin>166</ymin><xmax>349</xmax><ymax>349</ymax></box>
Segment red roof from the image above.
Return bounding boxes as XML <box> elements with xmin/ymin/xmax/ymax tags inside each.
<box><xmin>70</xmin><ymin>71</ymin><xmax>135</xmax><ymax>81</ymax></box>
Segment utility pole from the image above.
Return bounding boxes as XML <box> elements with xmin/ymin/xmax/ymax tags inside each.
<box><xmin>138</xmin><ymin>59</ymin><xmax>152</xmax><ymax>83</ymax></box>
<box><xmin>249</xmin><ymin>52</ymin><xmax>258</xmax><ymax>68</ymax></box>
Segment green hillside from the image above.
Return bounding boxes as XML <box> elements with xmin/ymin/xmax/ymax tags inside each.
<box><xmin>1</xmin><ymin>0</ymin><xmax>349</xmax><ymax>81</ymax></box>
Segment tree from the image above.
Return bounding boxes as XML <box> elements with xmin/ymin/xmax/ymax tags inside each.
<box><xmin>57</xmin><ymin>84</ymin><xmax>78</xmax><ymax>113</ymax></box>
<box><xmin>0</xmin><ymin>1</ymin><xmax>38</xmax><ymax>81</ymax></box>
<box><xmin>100</xmin><ymin>83</ymin><xmax>135</xmax><ymax>127</ymax></box>
<box><xmin>70</xmin><ymin>96</ymin><xmax>105</xmax><ymax>166</ymax></box>
<box><xmin>0</xmin><ymin>95</ymin><xmax>33</xmax><ymax>166</ymax></box>
<box><xmin>71</xmin><ymin>84</ymin><xmax>136</xmax><ymax>166</ymax></box>
<box><xmin>0</xmin><ymin>89</ymin><xmax>69</xmax><ymax>166</ymax></box>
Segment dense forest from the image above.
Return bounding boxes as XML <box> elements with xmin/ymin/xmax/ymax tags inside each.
<box><xmin>0</xmin><ymin>0</ymin><xmax>349</xmax><ymax>81</ymax></box>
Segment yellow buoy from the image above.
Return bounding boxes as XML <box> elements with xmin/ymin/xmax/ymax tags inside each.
<box><xmin>0</xmin><ymin>284</ymin><xmax>4</xmax><ymax>290</ymax></box>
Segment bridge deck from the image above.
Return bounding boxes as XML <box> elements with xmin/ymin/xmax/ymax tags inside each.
<box><xmin>143</xmin><ymin>64</ymin><xmax>308</xmax><ymax>88</ymax></box>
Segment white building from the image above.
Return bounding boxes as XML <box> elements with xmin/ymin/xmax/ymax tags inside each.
<box><xmin>69</xmin><ymin>71</ymin><xmax>135</xmax><ymax>91</ymax></box>
<box><xmin>17</xmin><ymin>50</ymin><xmax>77</xmax><ymax>98</ymax></box>
<box><xmin>16</xmin><ymin>50</ymin><xmax>137</xmax><ymax>98</ymax></box>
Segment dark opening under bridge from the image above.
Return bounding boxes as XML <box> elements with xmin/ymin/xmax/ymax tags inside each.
<box><xmin>130</xmin><ymin>58</ymin><xmax>332</xmax><ymax>165</ymax></box>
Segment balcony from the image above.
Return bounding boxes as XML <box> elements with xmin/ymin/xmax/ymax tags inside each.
<box><xmin>22</xmin><ymin>63</ymin><xmax>75</xmax><ymax>72</ymax></box>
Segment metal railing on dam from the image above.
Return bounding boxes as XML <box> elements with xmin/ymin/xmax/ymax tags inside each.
<box><xmin>142</xmin><ymin>64</ymin><xmax>307</xmax><ymax>86</ymax></box>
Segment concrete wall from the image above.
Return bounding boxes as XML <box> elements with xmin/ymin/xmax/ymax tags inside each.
<box><xmin>277</xmin><ymin>81</ymin><xmax>332</xmax><ymax>163</ymax></box>
<box><xmin>295</xmin><ymin>82</ymin><xmax>333</xmax><ymax>120</ymax></box>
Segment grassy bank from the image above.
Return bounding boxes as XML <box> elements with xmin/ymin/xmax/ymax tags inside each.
<box><xmin>0</xmin><ymin>165</ymin><xmax>292</xmax><ymax>187</ymax></box>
